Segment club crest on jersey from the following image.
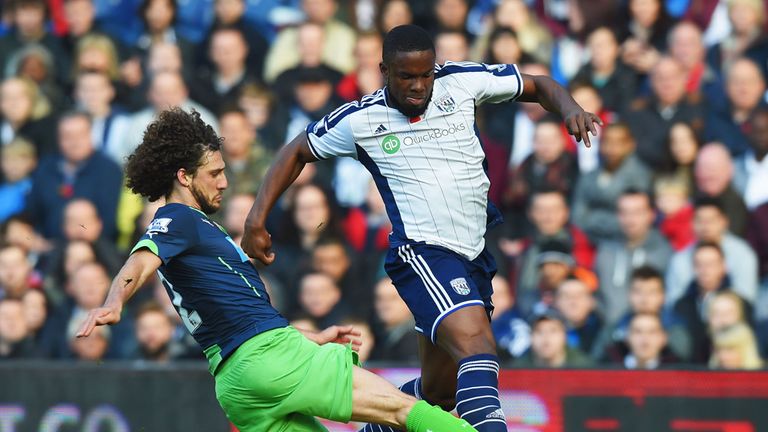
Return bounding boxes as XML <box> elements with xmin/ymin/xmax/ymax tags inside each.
<box><xmin>450</xmin><ymin>277</ymin><xmax>470</xmax><ymax>295</ymax></box>
<box><xmin>434</xmin><ymin>93</ymin><xmax>457</xmax><ymax>113</ymax></box>
<box><xmin>147</xmin><ymin>218</ymin><xmax>172</xmax><ymax>234</ymax></box>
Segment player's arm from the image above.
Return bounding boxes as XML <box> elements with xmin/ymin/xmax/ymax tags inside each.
<box><xmin>76</xmin><ymin>250</ymin><xmax>161</xmax><ymax>337</ymax></box>
<box><xmin>241</xmin><ymin>132</ymin><xmax>318</xmax><ymax>264</ymax></box>
<box><xmin>517</xmin><ymin>73</ymin><xmax>603</xmax><ymax>147</ymax></box>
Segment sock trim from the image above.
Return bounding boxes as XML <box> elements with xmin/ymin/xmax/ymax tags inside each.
<box><xmin>472</xmin><ymin>418</ymin><xmax>507</xmax><ymax>428</ymax></box>
<box><xmin>455</xmin><ymin>394</ymin><xmax>501</xmax><ymax>408</ymax></box>
<box><xmin>460</xmin><ymin>404</ymin><xmax>499</xmax><ymax>418</ymax></box>
<box><xmin>456</xmin><ymin>385</ymin><xmax>498</xmax><ymax>394</ymax></box>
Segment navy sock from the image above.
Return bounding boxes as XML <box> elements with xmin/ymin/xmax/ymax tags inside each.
<box><xmin>455</xmin><ymin>354</ymin><xmax>506</xmax><ymax>431</ymax></box>
<box><xmin>358</xmin><ymin>378</ymin><xmax>421</xmax><ymax>432</ymax></box>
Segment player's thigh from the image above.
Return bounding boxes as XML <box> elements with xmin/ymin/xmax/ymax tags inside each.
<box><xmin>282</xmin><ymin>334</ymin><xmax>357</xmax><ymax>423</ymax></box>
<box><xmin>385</xmin><ymin>244</ymin><xmax>488</xmax><ymax>345</ymax></box>
<box><xmin>214</xmin><ymin>328</ymin><xmax>337</xmax><ymax>431</ymax></box>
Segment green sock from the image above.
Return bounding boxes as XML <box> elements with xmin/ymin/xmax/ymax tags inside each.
<box><xmin>405</xmin><ymin>400</ymin><xmax>477</xmax><ymax>432</ymax></box>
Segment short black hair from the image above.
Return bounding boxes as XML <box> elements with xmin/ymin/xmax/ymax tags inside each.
<box><xmin>382</xmin><ymin>25</ymin><xmax>435</xmax><ymax>65</ymax></box>
<box><xmin>125</xmin><ymin>108</ymin><xmax>222</xmax><ymax>202</ymax></box>
<box><xmin>694</xmin><ymin>196</ymin><xmax>727</xmax><ymax>215</ymax></box>
<box><xmin>694</xmin><ymin>240</ymin><xmax>724</xmax><ymax>258</ymax></box>
<box><xmin>631</xmin><ymin>265</ymin><xmax>663</xmax><ymax>284</ymax></box>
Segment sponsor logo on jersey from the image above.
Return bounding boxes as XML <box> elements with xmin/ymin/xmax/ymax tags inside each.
<box><xmin>374</xmin><ymin>124</ymin><xmax>388</xmax><ymax>134</ymax></box>
<box><xmin>381</xmin><ymin>134</ymin><xmax>401</xmax><ymax>154</ymax></box>
<box><xmin>147</xmin><ymin>218</ymin><xmax>172</xmax><ymax>233</ymax></box>
<box><xmin>434</xmin><ymin>93</ymin><xmax>457</xmax><ymax>113</ymax></box>
<box><xmin>486</xmin><ymin>408</ymin><xmax>505</xmax><ymax>419</ymax></box>
<box><xmin>450</xmin><ymin>277</ymin><xmax>470</xmax><ymax>295</ymax></box>
<box><xmin>401</xmin><ymin>122</ymin><xmax>467</xmax><ymax>146</ymax></box>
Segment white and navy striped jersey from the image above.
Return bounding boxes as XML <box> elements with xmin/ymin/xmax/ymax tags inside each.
<box><xmin>306</xmin><ymin>61</ymin><xmax>524</xmax><ymax>260</ymax></box>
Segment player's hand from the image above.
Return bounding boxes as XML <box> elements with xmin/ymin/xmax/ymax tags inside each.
<box><xmin>241</xmin><ymin>225</ymin><xmax>275</xmax><ymax>265</ymax></box>
<box><xmin>76</xmin><ymin>306</ymin><xmax>121</xmax><ymax>338</ymax></box>
<box><xmin>564</xmin><ymin>110</ymin><xmax>603</xmax><ymax>148</ymax></box>
<box><xmin>314</xmin><ymin>325</ymin><xmax>363</xmax><ymax>352</ymax></box>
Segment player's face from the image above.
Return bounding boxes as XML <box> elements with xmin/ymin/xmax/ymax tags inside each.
<box><xmin>381</xmin><ymin>50</ymin><xmax>435</xmax><ymax>118</ymax></box>
<box><xmin>190</xmin><ymin>150</ymin><xmax>228</xmax><ymax>215</ymax></box>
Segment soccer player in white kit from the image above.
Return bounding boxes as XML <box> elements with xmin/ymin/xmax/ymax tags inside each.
<box><xmin>242</xmin><ymin>25</ymin><xmax>601</xmax><ymax>431</ymax></box>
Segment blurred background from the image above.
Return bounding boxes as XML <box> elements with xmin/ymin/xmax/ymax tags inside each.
<box><xmin>1</xmin><ymin>0</ymin><xmax>768</xmax><ymax>430</ymax></box>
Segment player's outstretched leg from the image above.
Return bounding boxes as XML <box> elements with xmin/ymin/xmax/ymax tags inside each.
<box><xmin>434</xmin><ymin>306</ymin><xmax>506</xmax><ymax>432</ymax></box>
<box><xmin>351</xmin><ymin>366</ymin><xmax>476</xmax><ymax>432</ymax></box>
<box><xmin>358</xmin><ymin>378</ymin><xmax>422</xmax><ymax>432</ymax></box>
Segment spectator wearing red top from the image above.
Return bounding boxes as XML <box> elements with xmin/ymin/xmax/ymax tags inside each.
<box><xmin>655</xmin><ymin>176</ymin><xmax>696</xmax><ymax>251</ymax></box>
<box><xmin>336</xmin><ymin>32</ymin><xmax>383</xmax><ymax>102</ymax></box>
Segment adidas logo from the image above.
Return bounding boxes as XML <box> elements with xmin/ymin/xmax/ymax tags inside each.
<box><xmin>486</xmin><ymin>409</ymin><xmax>505</xmax><ymax>419</ymax></box>
<box><xmin>374</xmin><ymin>124</ymin><xmax>388</xmax><ymax>134</ymax></box>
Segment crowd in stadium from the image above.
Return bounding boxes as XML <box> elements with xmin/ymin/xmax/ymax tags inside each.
<box><xmin>0</xmin><ymin>0</ymin><xmax>767</xmax><ymax>372</ymax></box>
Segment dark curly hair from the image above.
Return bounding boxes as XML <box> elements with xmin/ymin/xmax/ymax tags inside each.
<box><xmin>125</xmin><ymin>108</ymin><xmax>222</xmax><ymax>202</ymax></box>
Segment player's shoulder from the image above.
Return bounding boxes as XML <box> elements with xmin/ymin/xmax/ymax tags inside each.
<box><xmin>310</xmin><ymin>88</ymin><xmax>388</xmax><ymax>136</ymax></box>
<box><xmin>148</xmin><ymin>203</ymin><xmax>201</xmax><ymax>231</ymax></box>
<box><xmin>435</xmin><ymin>61</ymin><xmax>520</xmax><ymax>80</ymax></box>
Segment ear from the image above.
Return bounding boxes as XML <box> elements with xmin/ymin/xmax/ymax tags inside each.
<box><xmin>176</xmin><ymin>168</ymin><xmax>191</xmax><ymax>187</ymax></box>
<box><xmin>380</xmin><ymin>62</ymin><xmax>388</xmax><ymax>83</ymax></box>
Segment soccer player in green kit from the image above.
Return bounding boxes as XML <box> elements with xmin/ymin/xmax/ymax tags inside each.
<box><xmin>77</xmin><ymin>108</ymin><xmax>476</xmax><ymax>432</ymax></box>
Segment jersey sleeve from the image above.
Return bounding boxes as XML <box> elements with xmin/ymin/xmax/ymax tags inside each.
<box><xmin>130</xmin><ymin>208</ymin><xmax>199</xmax><ymax>264</ymax></box>
<box><xmin>436</xmin><ymin>61</ymin><xmax>523</xmax><ymax>105</ymax></box>
<box><xmin>305</xmin><ymin>103</ymin><xmax>358</xmax><ymax>160</ymax></box>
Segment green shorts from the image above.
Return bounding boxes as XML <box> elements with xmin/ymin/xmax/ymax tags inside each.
<box><xmin>214</xmin><ymin>326</ymin><xmax>356</xmax><ymax>432</ymax></box>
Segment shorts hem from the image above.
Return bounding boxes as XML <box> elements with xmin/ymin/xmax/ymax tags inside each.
<box><xmin>429</xmin><ymin>300</ymin><xmax>486</xmax><ymax>343</ymax></box>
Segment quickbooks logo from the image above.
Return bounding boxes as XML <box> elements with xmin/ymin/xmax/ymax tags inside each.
<box><xmin>381</xmin><ymin>134</ymin><xmax>401</xmax><ymax>154</ymax></box>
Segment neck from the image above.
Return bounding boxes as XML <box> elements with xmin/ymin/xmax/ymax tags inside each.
<box><xmin>635</xmin><ymin>355</ymin><xmax>657</xmax><ymax>368</ymax></box>
<box><xmin>540</xmin><ymin>350</ymin><xmax>566</xmax><ymax>368</ymax></box>
<box><xmin>301</xmin><ymin>232</ymin><xmax>320</xmax><ymax>249</ymax></box>
<box><xmin>626</xmin><ymin>232</ymin><xmax>648</xmax><ymax>248</ymax></box>
<box><xmin>90</xmin><ymin>105</ymin><xmax>111</xmax><ymax>118</ymax></box>
<box><xmin>167</xmin><ymin>188</ymin><xmax>202</xmax><ymax>211</ymax></box>
<box><xmin>218</xmin><ymin>66</ymin><xmax>244</xmax><ymax>82</ymax></box>
<box><xmin>593</xmin><ymin>62</ymin><xmax>615</xmax><ymax>76</ymax></box>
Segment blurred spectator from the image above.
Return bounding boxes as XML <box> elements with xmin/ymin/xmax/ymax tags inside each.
<box><xmin>705</xmin><ymin>58</ymin><xmax>766</xmax><ymax>156</ymax></box>
<box><xmin>435</xmin><ymin>30</ymin><xmax>470</xmax><ymax>63</ymax></box>
<box><xmin>272</xmin><ymin>23</ymin><xmax>344</xmax><ymax>104</ymax></box>
<box><xmin>502</xmin><ymin>117</ymin><xmax>579</xmax><ymax>217</ymax></box>
<box><xmin>67</xmin><ymin>323</ymin><xmax>110</xmax><ymax>362</ymax></box>
<box><xmin>706</xmin><ymin>0</ymin><xmax>768</xmax><ymax>78</ymax></box>
<box><xmin>236</xmin><ymin>83</ymin><xmax>283</xmax><ymax>150</ymax></box>
<box><xmin>622</xmin><ymin>313</ymin><xmax>679</xmax><ymax>369</ymax></box>
<box><xmin>470</xmin><ymin>0</ymin><xmax>552</xmax><ymax>65</ymax></box>
<box><xmin>264</xmin><ymin>0</ymin><xmax>356</xmax><ymax>83</ymax></box>
<box><xmin>624</xmin><ymin>57</ymin><xmax>706</xmax><ymax>169</ymax></box>
<box><xmin>661</xmin><ymin>122</ymin><xmax>701</xmax><ymax>197</ymax></box>
<box><xmin>479</xmin><ymin>27</ymin><xmax>531</xmax><ymax>66</ymax></box>
<box><xmin>200</xmin><ymin>0</ymin><xmax>270</xmax><ymax>81</ymax></box>
<box><xmin>219</xmin><ymin>108</ymin><xmax>273</xmax><ymax>199</ymax></box>
<box><xmin>694</xmin><ymin>143</ymin><xmax>748</xmax><ymax>236</ymax></box>
<box><xmin>0</xmin><ymin>77</ymin><xmax>57</xmax><ymax>157</ymax></box>
<box><xmin>572</xmin><ymin>123</ymin><xmax>652</xmax><ymax>244</ymax></box>
<box><xmin>708</xmin><ymin>291</ymin><xmax>750</xmax><ymax>333</ymax></box>
<box><xmin>515</xmin><ymin>308</ymin><xmax>594</xmax><ymax>368</ymax></box>
<box><xmin>120</xmin><ymin>71</ymin><xmax>219</xmax><ymax>163</ymax></box>
<box><xmin>73</xmin><ymin>71</ymin><xmax>131</xmax><ymax>164</ymax></box>
<box><xmin>710</xmin><ymin>322</ymin><xmax>763</xmax><ymax>369</ymax></box>
<box><xmin>655</xmin><ymin>175</ymin><xmax>696</xmax><ymax>251</ymax></box>
<box><xmin>297</xmin><ymin>272</ymin><xmax>350</xmax><ymax>329</ymax></box>
<box><xmin>0</xmin><ymin>0</ymin><xmax>69</xmax><ymax>86</ymax></box>
<box><xmin>480</xmin><ymin>62</ymin><xmax>550</xmax><ymax>205</ymax></box>
<box><xmin>26</xmin><ymin>112</ymin><xmax>123</xmax><ymax>240</ymax></box>
<box><xmin>342</xmin><ymin>180</ymin><xmax>390</xmax><ymax>254</ymax></box>
<box><xmin>619</xmin><ymin>0</ymin><xmax>674</xmax><ymax>75</ymax></box>
<box><xmin>311</xmin><ymin>237</ymin><xmax>370</xmax><ymax>311</ymax></box>
<box><xmin>555</xmin><ymin>277</ymin><xmax>602</xmax><ymax>354</ymax></box>
<box><xmin>133</xmin><ymin>0</ymin><xmax>196</xmax><ymax>71</ymax></box>
<box><xmin>0</xmin><ymin>214</ymin><xmax>49</xmax><ymax>268</ymax></box>
<box><xmin>684</xmin><ymin>0</ymin><xmax>733</xmax><ymax>46</ymax></box>
<box><xmin>734</xmin><ymin>107</ymin><xmax>768</xmax><ymax>210</ymax></box>
<box><xmin>593</xmin><ymin>266</ymin><xmax>691</xmax><ymax>362</ymax></box>
<box><xmin>134</xmin><ymin>301</ymin><xmax>182</xmax><ymax>362</ymax></box>
<box><xmin>0</xmin><ymin>138</ymin><xmax>36</xmax><ymax>223</ymax></box>
<box><xmin>507</xmin><ymin>190</ymin><xmax>594</xmax><ymax>298</ymax></box>
<box><xmin>533</xmin><ymin>0</ymin><xmax>618</xmax><ymax>42</ymax></box>
<box><xmin>73</xmin><ymin>34</ymin><xmax>141</xmax><ymax>111</ymax></box>
<box><xmin>0</xmin><ymin>298</ymin><xmax>35</xmax><ymax>358</ymax></box>
<box><xmin>222</xmin><ymin>193</ymin><xmax>255</xmax><ymax>244</ymax></box>
<box><xmin>491</xmin><ymin>275</ymin><xmax>531</xmax><ymax>360</ymax></box>
<box><xmin>0</xmin><ymin>245</ymin><xmax>34</xmax><ymax>300</ymax></box>
<box><xmin>572</xmin><ymin>27</ymin><xmax>637</xmax><ymax>113</ymax></box>
<box><xmin>336</xmin><ymin>32</ymin><xmax>384</xmax><ymax>102</ymax></box>
<box><xmin>341</xmin><ymin>316</ymin><xmax>375</xmax><ymax>363</ymax></box>
<box><xmin>21</xmin><ymin>289</ymin><xmax>54</xmax><ymax>356</ymax></box>
<box><xmin>283</xmin><ymin>66</ymin><xmax>344</xmax><ymax>143</ymax></box>
<box><xmin>595</xmin><ymin>190</ymin><xmax>673</xmax><ymax>323</ymax></box>
<box><xmin>6</xmin><ymin>43</ymin><xmax>68</xmax><ymax>113</ymax></box>
<box><xmin>61</xmin><ymin>0</ymin><xmax>125</xmax><ymax>60</ymax></box>
<box><xmin>369</xmin><ymin>277</ymin><xmax>418</xmax><ymax>362</ymax></box>
<box><xmin>377</xmin><ymin>0</ymin><xmax>413</xmax><ymax>34</ymax></box>
<box><xmin>668</xmin><ymin>21</ymin><xmax>722</xmax><ymax>99</ymax></box>
<box><xmin>569</xmin><ymin>83</ymin><xmax>615</xmax><ymax>174</ymax></box>
<box><xmin>667</xmin><ymin>198</ymin><xmax>758</xmax><ymax>306</ymax></box>
<box><xmin>674</xmin><ymin>241</ymin><xmax>745</xmax><ymax>363</ymax></box>
<box><xmin>747</xmin><ymin>202</ymin><xmax>768</xmax><ymax>297</ymax></box>
<box><xmin>516</xmin><ymin>238</ymin><xmax>576</xmax><ymax>317</ymax></box>
<box><xmin>191</xmin><ymin>27</ymin><xmax>258</xmax><ymax>114</ymax></box>
<box><xmin>431</xmin><ymin>0</ymin><xmax>469</xmax><ymax>35</ymax></box>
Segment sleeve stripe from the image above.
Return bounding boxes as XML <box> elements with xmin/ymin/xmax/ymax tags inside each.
<box><xmin>513</xmin><ymin>64</ymin><xmax>523</xmax><ymax>100</ymax></box>
<box><xmin>131</xmin><ymin>239</ymin><xmax>159</xmax><ymax>256</ymax></box>
<box><xmin>305</xmin><ymin>133</ymin><xmax>326</xmax><ymax>160</ymax></box>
